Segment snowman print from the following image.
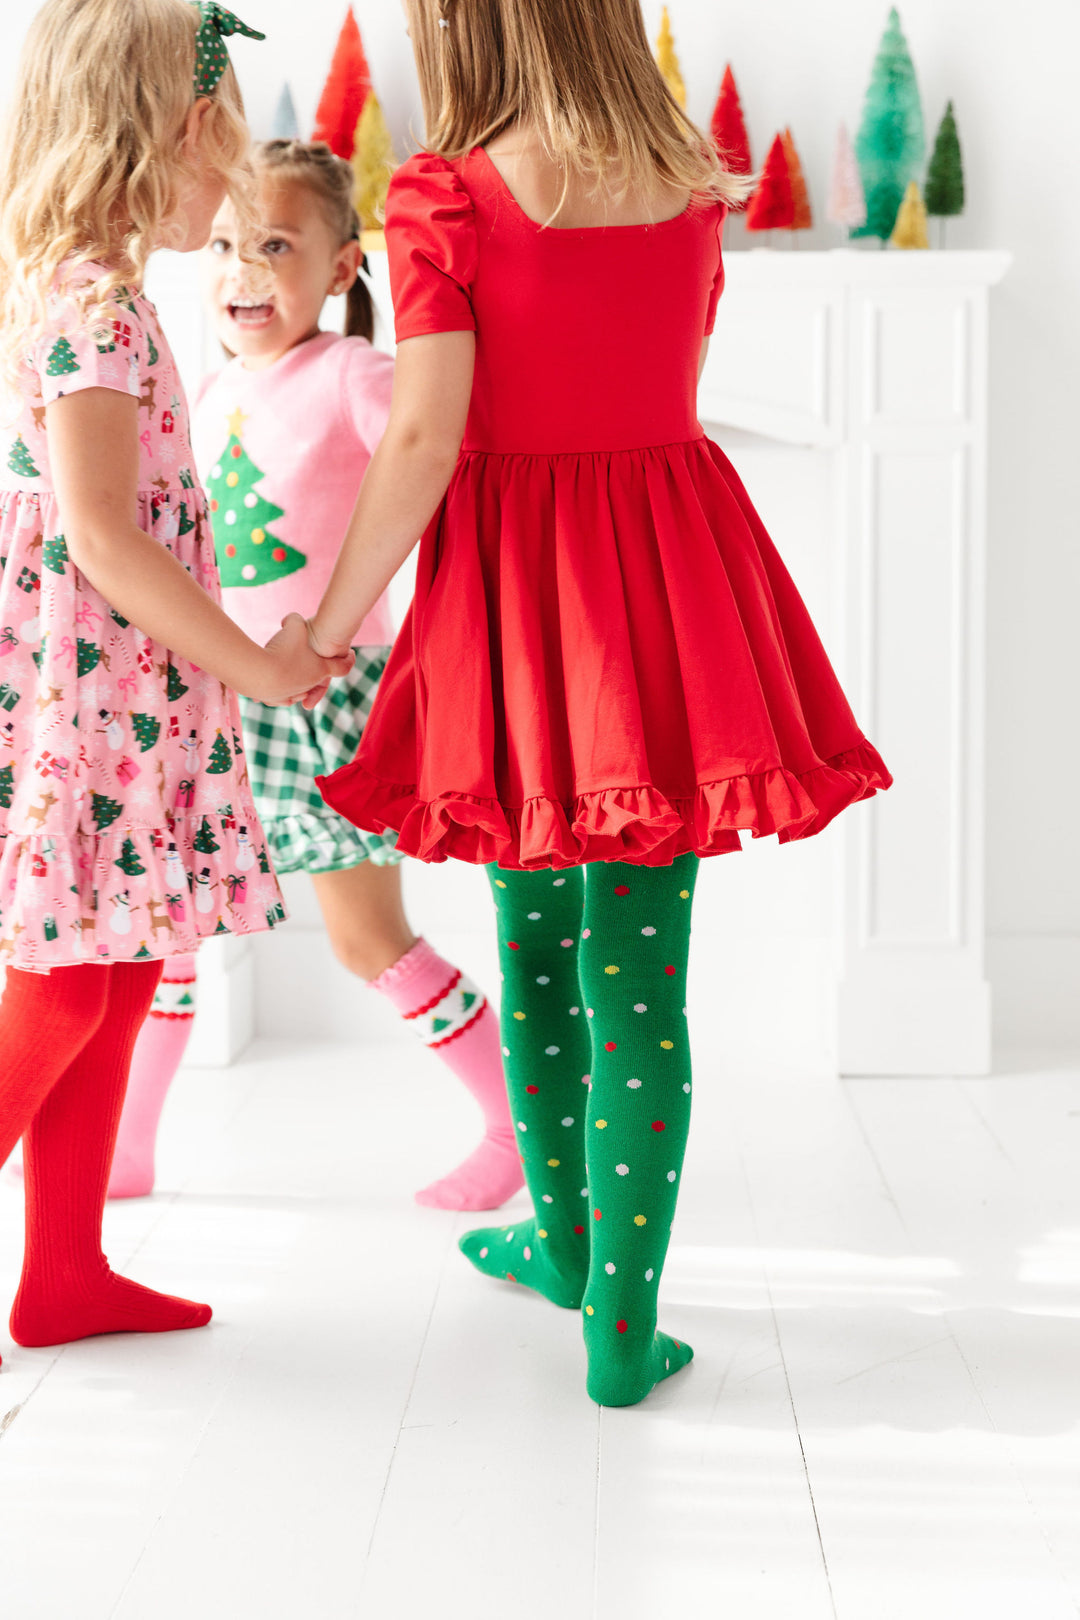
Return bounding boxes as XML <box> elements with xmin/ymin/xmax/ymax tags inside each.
<box><xmin>110</xmin><ymin>891</ymin><xmax>133</xmax><ymax>936</ymax></box>
<box><xmin>164</xmin><ymin>841</ymin><xmax>186</xmax><ymax>891</ymax></box>
<box><xmin>98</xmin><ymin>708</ymin><xmax>124</xmax><ymax>751</ymax></box>
<box><xmin>193</xmin><ymin>867</ymin><xmax>215</xmax><ymax>916</ymax></box>
<box><xmin>235</xmin><ymin>826</ymin><xmax>255</xmax><ymax>872</ymax></box>
<box><xmin>182</xmin><ymin>729</ymin><xmax>200</xmax><ymax>773</ymax></box>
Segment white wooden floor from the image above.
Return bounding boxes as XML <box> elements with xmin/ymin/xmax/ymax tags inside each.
<box><xmin>2</xmin><ymin>1037</ymin><xmax>1080</xmax><ymax>1619</ymax></box>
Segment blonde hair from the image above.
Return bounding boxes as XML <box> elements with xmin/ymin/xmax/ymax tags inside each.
<box><xmin>0</xmin><ymin>0</ymin><xmax>263</xmax><ymax>388</ymax></box>
<box><xmin>254</xmin><ymin>141</ymin><xmax>374</xmax><ymax>343</ymax></box>
<box><xmin>405</xmin><ymin>0</ymin><xmax>752</xmax><ymax>213</ymax></box>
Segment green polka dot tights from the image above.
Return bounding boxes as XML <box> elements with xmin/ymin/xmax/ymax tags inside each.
<box><xmin>459</xmin><ymin>855</ymin><xmax>699</xmax><ymax>1406</ymax></box>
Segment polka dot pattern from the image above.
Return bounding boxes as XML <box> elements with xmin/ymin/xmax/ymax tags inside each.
<box><xmin>193</xmin><ymin>4</ymin><xmax>266</xmax><ymax>99</ymax></box>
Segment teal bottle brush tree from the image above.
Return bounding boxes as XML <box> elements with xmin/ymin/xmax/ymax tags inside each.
<box><xmin>853</xmin><ymin>8</ymin><xmax>925</xmax><ymax>243</ymax></box>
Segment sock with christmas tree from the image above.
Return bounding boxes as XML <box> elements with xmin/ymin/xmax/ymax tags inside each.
<box><xmin>458</xmin><ymin>867</ymin><xmax>593</xmax><ymax>1308</ymax></box>
<box><xmin>371</xmin><ymin>938</ymin><xmax>524</xmax><ymax>1211</ymax></box>
<box><xmin>107</xmin><ymin>953</ymin><xmax>198</xmax><ymax>1199</ymax></box>
<box><xmin>578</xmin><ymin>855</ymin><xmax>698</xmax><ymax>1405</ymax></box>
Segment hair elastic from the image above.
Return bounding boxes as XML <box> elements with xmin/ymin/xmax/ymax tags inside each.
<box><xmin>191</xmin><ymin>3</ymin><xmax>265</xmax><ymax>97</ymax></box>
<box><xmin>438</xmin><ymin>16</ymin><xmax>450</xmax><ymax>27</ymax></box>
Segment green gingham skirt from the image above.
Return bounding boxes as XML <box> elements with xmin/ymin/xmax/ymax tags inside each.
<box><xmin>238</xmin><ymin>646</ymin><xmax>403</xmax><ymax>875</ymax></box>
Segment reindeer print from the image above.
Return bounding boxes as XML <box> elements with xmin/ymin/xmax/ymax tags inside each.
<box><xmin>25</xmin><ymin>790</ymin><xmax>57</xmax><ymax>830</ymax></box>
<box><xmin>146</xmin><ymin>898</ymin><xmax>174</xmax><ymax>940</ymax></box>
<box><xmin>139</xmin><ymin>376</ymin><xmax>158</xmax><ymax>417</ymax></box>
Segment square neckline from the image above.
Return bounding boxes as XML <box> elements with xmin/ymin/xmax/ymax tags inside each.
<box><xmin>473</xmin><ymin>145</ymin><xmax>696</xmax><ymax>234</ymax></box>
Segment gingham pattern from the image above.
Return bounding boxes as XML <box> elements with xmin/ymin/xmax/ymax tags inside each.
<box><xmin>238</xmin><ymin>646</ymin><xmax>403</xmax><ymax>875</ymax></box>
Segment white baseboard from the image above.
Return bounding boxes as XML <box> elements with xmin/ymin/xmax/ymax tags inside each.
<box><xmin>988</xmin><ymin>932</ymin><xmax>1080</xmax><ymax>1058</ymax></box>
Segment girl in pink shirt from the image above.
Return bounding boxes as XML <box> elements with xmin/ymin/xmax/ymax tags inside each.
<box><xmin>106</xmin><ymin>141</ymin><xmax>521</xmax><ymax>1215</ymax></box>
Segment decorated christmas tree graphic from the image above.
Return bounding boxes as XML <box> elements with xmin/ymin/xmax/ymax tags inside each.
<box><xmin>42</xmin><ymin>535</ymin><xmax>68</xmax><ymax>575</ymax></box>
<box><xmin>130</xmin><ymin>712</ymin><xmax>161</xmax><ymax>753</ymax></box>
<box><xmin>206</xmin><ymin>729</ymin><xmax>232</xmax><ymax>775</ymax></box>
<box><xmin>0</xmin><ymin>762</ymin><xmax>12</xmax><ymax>809</ymax></box>
<box><xmin>91</xmin><ymin>791</ymin><xmax>123</xmax><ymax>831</ymax></box>
<box><xmin>194</xmin><ymin>817</ymin><xmax>220</xmax><ymax>854</ymax></box>
<box><xmin>207</xmin><ymin>409</ymin><xmax>306</xmax><ymax>588</ymax></box>
<box><xmin>8</xmin><ymin>434</ymin><xmax>40</xmax><ymax>479</ymax></box>
<box><xmin>45</xmin><ymin>337</ymin><xmax>80</xmax><ymax>377</ymax></box>
<box><xmin>164</xmin><ymin>662</ymin><xmax>189</xmax><ymax>702</ymax></box>
<box><xmin>116</xmin><ymin>837</ymin><xmax>146</xmax><ymax>875</ymax></box>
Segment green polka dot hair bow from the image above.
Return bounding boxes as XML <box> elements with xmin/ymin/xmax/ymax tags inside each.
<box><xmin>192</xmin><ymin>2</ymin><xmax>265</xmax><ymax>97</ymax></box>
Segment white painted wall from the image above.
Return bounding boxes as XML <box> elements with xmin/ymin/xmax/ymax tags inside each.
<box><xmin>1</xmin><ymin>0</ymin><xmax>1076</xmax><ymax>1055</ymax></box>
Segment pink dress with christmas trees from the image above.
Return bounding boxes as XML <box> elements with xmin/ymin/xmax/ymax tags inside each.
<box><xmin>0</xmin><ymin>267</ymin><xmax>286</xmax><ymax>969</ymax></box>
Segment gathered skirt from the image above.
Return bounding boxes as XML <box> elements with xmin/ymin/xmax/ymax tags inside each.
<box><xmin>320</xmin><ymin>436</ymin><xmax>891</xmax><ymax>870</ymax></box>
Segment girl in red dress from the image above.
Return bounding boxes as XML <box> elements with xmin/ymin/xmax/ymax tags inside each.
<box><xmin>312</xmin><ymin>0</ymin><xmax>892</xmax><ymax>1405</ymax></box>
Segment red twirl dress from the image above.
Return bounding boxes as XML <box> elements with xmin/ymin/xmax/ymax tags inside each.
<box><xmin>319</xmin><ymin>149</ymin><xmax>892</xmax><ymax>869</ymax></box>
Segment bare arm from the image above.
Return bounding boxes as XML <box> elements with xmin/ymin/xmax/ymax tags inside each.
<box><xmin>307</xmin><ymin>332</ymin><xmax>476</xmax><ymax>657</ymax></box>
<box><xmin>47</xmin><ymin>389</ymin><xmax>350</xmax><ymax>704</ymax></box>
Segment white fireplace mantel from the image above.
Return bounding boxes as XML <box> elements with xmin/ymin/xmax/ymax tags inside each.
<box><xmin>703</xmin><ymin>249</ymin><xmax>1011</xmax><ymax>1075</ymax></box>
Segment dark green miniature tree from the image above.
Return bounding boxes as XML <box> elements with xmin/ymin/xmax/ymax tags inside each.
<box><xmin>852</xmin><ymin>8</ymin><xmax>925</xmax><ymax>241</ymax></box>
<box><xmin>0</xmin><ymin>762</ymin><xmax>13</xmax><ymax>809</ymax></box>
<box><xmin>116</xmin><ymin>837</ymin><xmax>146</xmax><ymax>875</ymax></box>
<box><xmin>925</xmin><ymin>100</ymin><xmax>965</xmax><ymax>240</ymax></box>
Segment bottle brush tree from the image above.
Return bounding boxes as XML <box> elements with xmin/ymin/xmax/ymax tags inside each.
<box><xmin>925</xmin><ymin>100</ymin><xmax>965</xmax><ymax>241</ymax></box>
<box><xmin>853</xmin><ymin>7</ymin><xmax>925</xmax><ymax>242</ymax></box>
<box><xmin>745</xmin><ymin>134</ymin><xmax>795</xmax><ymax>234</ymax></box>
<box><xmin>312</xmin><ymin>6</ymin><xmax>372</xmax><ymax>160</ymax></box>
<box><xmin>655</xmin><ymin>7</ymin><xmax>686</xmax><ymax>108</ymax></box>
<box><xmin>890</xmin><ymin>179</ymin><xmax>929</xmax><ymax>249</ymax></box>
<box><xmin>781</xmin><ymin>129</ymin><xmax>813</xmax><ymax>231</ymax></box>
<box><xmin>710</xmin><ymin>65</ymin><xmax>752</xmax><ymax>205</ymax></box>
<box><xmin>827</xmin><ymin>122</ymin><xmax>867</xmax><ymax>232</ymax></box>
<box><xmin>353</xmin><ymin>91</ymin><xmax>395</xmax><ymax>233</ymax></box>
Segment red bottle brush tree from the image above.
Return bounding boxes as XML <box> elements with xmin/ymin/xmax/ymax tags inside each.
<box><xmin>745</xmin><ymin>134</ymin><xmax>794</xmax><ymax>233</ymax></box>
<box><xmin>312</xmin><ymin>6</ymin><xmax>372</xmax><ymax>160</ymax></box>
<box><xmin>781</xmin><ymin>128</ymin><xmax>813</xmax><ymax>230</ymax></box>
<box><xmin>711</xmin><ymin>65</ymin><xmax>752</xmax><ymax>205</ymax></box>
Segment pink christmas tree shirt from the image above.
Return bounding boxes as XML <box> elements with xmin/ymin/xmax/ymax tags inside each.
<box><xmin>0</xmin><ymin>267</ymin><xmax>286</xmax><ymax>970</ymax></box>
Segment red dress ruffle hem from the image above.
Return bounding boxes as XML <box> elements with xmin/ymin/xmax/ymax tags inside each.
<box><xmin>319</xmin><ymin>149</ymin><xmax>891</xmax><ymax>869</ymax></box>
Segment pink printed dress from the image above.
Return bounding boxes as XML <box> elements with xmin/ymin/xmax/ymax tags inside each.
<box><xmin>0</xmin><ymin>267</ymin><xmax>286</xmax><ymax>970</ymax></box>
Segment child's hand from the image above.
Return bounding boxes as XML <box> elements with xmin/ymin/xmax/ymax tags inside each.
<box><xmin>259</xmin><ymin>614</ymin><xmax>353</xmax><ymax>708</ymax></box>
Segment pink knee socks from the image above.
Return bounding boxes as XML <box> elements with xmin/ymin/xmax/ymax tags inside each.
<box><xmin>371</xmin><ymin>938</ymin><xmax>523</xmax><ymax>1210</ymax></box>
<box><xmin>106</xmin><ymin>953</ymin><xmax>197</xmax><ymax>1199</ymax></box>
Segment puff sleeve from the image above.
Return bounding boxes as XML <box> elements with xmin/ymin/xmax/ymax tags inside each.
<box><xmin>703</xmin><ymin>205</ymin><xmax>728</xmax><ymax>338</ymax></box>
<box><xmin>386</xmin><ymin>153</ymin><xmax>479</xmax><ymax>344</ymax></box>
<box><xmin>37</xmin><ymin>284</ymin><xmax>147</xmax><ymax>406</ymax></box>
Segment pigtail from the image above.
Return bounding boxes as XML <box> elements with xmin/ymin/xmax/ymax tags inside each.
<box><xmin>345</xmin><ymin>255</ymin><xmax>376</xmax><ymax>343</ymax></box>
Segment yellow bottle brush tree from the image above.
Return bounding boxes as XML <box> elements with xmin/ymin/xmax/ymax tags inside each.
<box><xmin>890</xmin><ymin>179</ymin><xmax>929</xmax><ymax>249</ymax></box>
<box><xmin>353</xmin><ymin>91</ymin><xmax>395</xmax><ymax>239</ymax></box>
<box><xmin>655</xmin><ymin>6</ymin><xmax>686</xmax><ymax>108</ymax></box>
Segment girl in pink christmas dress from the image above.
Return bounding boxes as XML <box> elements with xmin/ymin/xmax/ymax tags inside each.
<box><xmin>0</xmin><ymin>0</ymin><xmax>344</xmax><ymax>1362</ymax></box>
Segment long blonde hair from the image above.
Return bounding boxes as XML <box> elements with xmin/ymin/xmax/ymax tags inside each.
<box><xmin>405</xmin><ymin>0</ymin><xmax>751</xmax><ymax>212</ymax></box>
<box><xmin>0</xmin><ymin>0</ymin><xmax>263</xmax><ymax>388</ymax></box>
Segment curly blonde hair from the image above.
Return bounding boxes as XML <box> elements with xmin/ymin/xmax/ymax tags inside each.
<box><xmin>0</xmin><ymin>0</ymin><xmax>264</xmax><ymax>389</ymax></box>
<box><xmin>405</xmin><ymin>0</ymin><xmax>752</xmax><ymax>213</ymax></box>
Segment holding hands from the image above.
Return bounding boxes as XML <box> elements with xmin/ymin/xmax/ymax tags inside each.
<box><xmin>259</xmin><ymin>613</ymin><xmax>353</xmax><ymax>709</ymax></box>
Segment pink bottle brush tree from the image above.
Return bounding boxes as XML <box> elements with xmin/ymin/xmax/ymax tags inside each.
<box><xmin>827</xmin><ymin>121</ymin><xmax>867</xmax><ymax>235</ymax></box>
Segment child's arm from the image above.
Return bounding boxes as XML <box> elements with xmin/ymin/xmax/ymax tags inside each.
<box><xmin>306</xmin><ymin>331</ymin><xmax>476</xmax><ymax>658</ymax></box>
<box><xmin>47</xmin><ymin>389</ymin><xmax>351</xmax><ymax>704</ymax></box>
